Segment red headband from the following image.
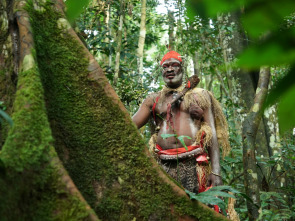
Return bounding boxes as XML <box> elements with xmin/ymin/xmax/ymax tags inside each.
<box><xmin>160</xmin><ymin>51</ymin><xmax>182</xmax><ymax>65</ymax></box>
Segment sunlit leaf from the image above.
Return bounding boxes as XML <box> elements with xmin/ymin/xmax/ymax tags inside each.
<box><xmin>177</xmin><ymin>135</ymin><xmax>192</xmax><ymax>151</ymax></box>
<box><xmin>66</xmin><ymin>0</ymin><xmax>91</xmax><ymax>24</ymax></box>
<box><xmin>161</xmin><ymin>134</ymin><xmax>176</xmax><ymax>139</ymax></box>
<box><xmin>278</xmin><ymin>85</ymin><xmax>295</xmax><ymax>133</ymax></box>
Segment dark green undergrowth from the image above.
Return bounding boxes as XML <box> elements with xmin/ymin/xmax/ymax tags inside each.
<box><xmin>26</xmin><ymin>1</ymin><xmax>227</xmax><ymax>220</ymax></box>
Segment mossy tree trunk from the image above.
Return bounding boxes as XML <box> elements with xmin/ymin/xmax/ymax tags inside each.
<box><xmin>0</xmin><ymin>0</ymin><xmax>98</xmax><ymax>220</ymax></box>
<box><xmin>223</xmin><ymin>11</ymin><xmax>271</xmax><ymax>187</ymax></box>
<box><xmin>242</xmin><ymin>66</ymin><xmax>270</xmax><ymax>220</ymax></box>
<box><xmin>0</xmin><ymin>0</ymin><xmax>229</xmax><ymax>220</ymax></box>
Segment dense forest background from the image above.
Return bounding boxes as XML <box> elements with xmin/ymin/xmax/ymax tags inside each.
<box><xmin>74</xmin><ymin>0</ymin><xmax>295</xmax><ymax>220</ymax></box>
<box><xmin>0</xmin><ymin>0</ymin><xmax>295</xmax><ymax>220</ymax></box>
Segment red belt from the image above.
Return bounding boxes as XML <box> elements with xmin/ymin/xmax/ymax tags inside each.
<box><xmin>156</xmin><ymin>144</ymin><xmax>200</xmax><ymax>155</ymax></box>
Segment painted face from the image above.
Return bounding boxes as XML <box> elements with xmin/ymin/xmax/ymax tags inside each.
<box><xmin>162</xmin><ymin>58</ymin><xmax>183</xmax><ymax>88</ymax></box>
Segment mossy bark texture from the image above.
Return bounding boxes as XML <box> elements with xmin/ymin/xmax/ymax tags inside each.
<box><xmin>226</xmin><ymin>11</ymin><xmax>271</xmax><ymax>186</ymax></box>
<box><xmin>0</xmin><ymin>0</ymin><xmax>228</xmax><ymax>220</ymax></box>
<box><xmin>242</xmin><ymin>66</ymin><xmax>270</xmax><ymax>220</ymax></box>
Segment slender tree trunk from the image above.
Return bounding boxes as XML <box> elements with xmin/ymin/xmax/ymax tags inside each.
<box><xmin>194</xmin><ymin>48</ymin><xmax>204</xmax><ymax>88</ymax></box>
<box><xmin>102</xmin><ymin>3</ymin><xmax>110</xmax><ymax>67</ymax></box>
<box><xmin>114</xmin><ymin>0</ymin><xmax>124</xmax><ymax>85</ymax></box>
<box><xmin>175</xmin><ymin>0</ymin><xmax>184</xmax><ymax>53</ymax></box>
<box><xmin>242</xmin><ymin>66</ymin><xmax>270</xmax><ymax>220</ymax></box>
<box><xmin>193</xmin><ymin>51</ymin><xmax>199</xmax><ymax>76</ymax></box>
<box><xmin>107</xmin><ymin>3</ymin><xmax>112</xmax><ymax>68</ymax></box>
<box><xmin>215</xmin><ymin>69</ymin><xmax>230</xmax><ymax>98</ymax></box>
<box><xmin>168</xmin><ymin>10</ymin><xmax>175</xmax><ymax>50</ymax></box>
<box><xmin>217</xmin><ymin>18</ymin><xmax>233</xmax><ymax>98</ymax></box>
<box><xmin>224</xmin><ymin>11</ymin><xmax>271</xmax><ymax>184</ymax></box>
<box><xmin>137</xmin><ymin>0</ymin><xmax>146</xmax><ymax>79</ymax></box>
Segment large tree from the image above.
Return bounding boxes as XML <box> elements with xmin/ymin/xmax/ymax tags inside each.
<box><xmin>0</xmin><ymin>0</ymin><xmax>228</xmax><ymax>220</ymax></box>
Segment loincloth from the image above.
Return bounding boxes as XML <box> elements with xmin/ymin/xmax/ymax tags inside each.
<box><xmin>158</xmin><ymin>157</ymin><xmax>199</xmax><ymax>193</ymax></box>
<box><xmin>155</xmin><ymin>142</ymin><xmax>211</xmax><ymax>193</ymax></box>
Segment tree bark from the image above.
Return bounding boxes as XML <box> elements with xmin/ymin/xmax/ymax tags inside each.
<box><xmin>168</xmin><ymin>10</ymin><xmax>175</xmax><ymax>50</ymax></box>
<box><xmin>107</xmin><ymin>3</ymin><xmax>112</xmax><ymax>68</ymax></box>
<box><xmin>137</xmin><ymin>0</ymin><xmax>146</xmax><ymax>79</ymax></box>
<box><xmin>113</xmin><ymin>0</ymin><xmax>124</xmax><ymax>85</ymax></box>
<box><xmin>0</xmin><ymin>1</ymin><xmax>98</xmax><ymax>220</ymax></box>
<box><xmin>223</xmin><ymin>11</ymin><xmax>271</xmax><ymax>184</ymax></box>
<box><xmin>242</xmin><ymin>66</ymin><xmax>270</xmax><ymax>220</ymax></box>
<box><xmin>0</xmin><ymin>0</ymin><xmax>230</xmax><ymax>220</ymax></box>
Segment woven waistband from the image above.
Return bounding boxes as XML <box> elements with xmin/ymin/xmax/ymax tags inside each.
<box><xmin>156</xmin><ymin>144</ymin><xmax>204</xmax><ymax>160</ymax></box>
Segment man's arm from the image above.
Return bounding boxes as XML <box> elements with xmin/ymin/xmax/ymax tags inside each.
<box><xmin>132</xmin><ymin>95</ymin><xmax>154</xmax><ymax>129</ymax></box>
<box><xmin>202</xmin><ymin>91</ymin><xmax>223</xmax><ymax>187</ymax></box>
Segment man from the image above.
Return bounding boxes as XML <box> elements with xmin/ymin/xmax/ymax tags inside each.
<box><xmin>132</xmin><ymin>51</ymin><xmax>230</xmax><ymax>193</ymax></box>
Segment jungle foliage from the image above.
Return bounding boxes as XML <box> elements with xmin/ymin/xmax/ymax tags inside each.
<box><xmin>72</xmin><ymin>0</ymin><xmax>295</xmax><ymax>220</ymax></box>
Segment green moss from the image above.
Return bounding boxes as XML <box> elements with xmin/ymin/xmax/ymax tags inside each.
<box><xmin>0</xmin><ymin>48</ymin><xmax>93</xmax><ymax>220</ymax></box>
<box><xmin>1</xmin><ymin>67</ymin><xmax>52</xmax><ymax>170</ymax></box>
<box><xmin>24</xmin><ymin>1</ymin><xmax>228</xmax><ymax>221</ymax></box>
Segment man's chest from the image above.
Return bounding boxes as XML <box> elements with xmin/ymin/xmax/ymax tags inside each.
<box><xmin>154</xmin><ymin>94</ymin><xmax>187</xmax><ymax>116</ymax></box>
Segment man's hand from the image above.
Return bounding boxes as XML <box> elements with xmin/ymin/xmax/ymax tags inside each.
<box><xmin>189</xmin><ymin>104</ymin><xmax>203</xmax><ymax>120</ymax></box>
<box><xmin>207</xmin><ymin>173</ymin><xmax>223</xmax><ymax>187</ymax></box>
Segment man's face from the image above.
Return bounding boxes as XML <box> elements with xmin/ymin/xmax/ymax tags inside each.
<box><xmin>162</xmin><ymin>58</ymin><xmax>183</xmax><ymax>88</ymax></box>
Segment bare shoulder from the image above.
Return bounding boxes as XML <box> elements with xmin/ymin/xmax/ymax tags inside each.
<box><xmin>192</xmin><ymin>87</ymin><xmax>212</xmax><ymax>99</ymax></box>
<box><xmin>190</xmin><ymin>88</ymin><xmax>213</xmax><ymax>110</ymax></box>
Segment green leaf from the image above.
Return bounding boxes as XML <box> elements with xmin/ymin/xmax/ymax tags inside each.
<box><xmin>278</xmin><ymin>85</ymin><xmax>295</xmax><ymax>133</ymax></box>
<box><xmin>238</xmin><ymin>30</ymin><xmax>295</xmax><ymax>68</ymax></box>
<box><xmin>0</xmin><ymin>109</ymin><xmax>13</xmax><ymax>126</ymax></box>
<box><xmin>264</xmin><ymin>66</ymin><xmax>295</xmax><ymax>108</ymax></box>
<box><xmin>206</xmin><ymin>185</ymin><xmax>241</xmax><ymax>194</ymax></box>
<box><xmin>198</xmin><ymin>190</ymin><xmax>236</xmax><ymax>199</ymax></box>
<box><xmin>66</xmin><ymin>0</ymin><xmax>91</xmax><ymax>24</ymax></box>
<box><xmin>161</xmin><ymin>134</ymin><xmax>176</xmax><ymax>139</ymax></box>
<box><xmin>186</xmin><ymin>0</ymin><xmax>244</xmax><ymax>19</ymax></box>
<box><xmin>185</xmin><ymin>189</ymin><xmax>227</xmax><ymax>215</ymax></box>
<box><xmin>243</xmin><ymin>0</ymin><xmax>295</xmax><ymax>39</ymax></box>
<box><xmin>177</xmin><ymin>135</ymin><xmax>192</xmax><ymax>151</ymax></box>
<box><xmin>186</xmin><ymin>189</ymin><xmax>225</xmax><ymax>203</ymax></box>
<box><xmin>263</xmin><ymin>66</ymin><xmax>295</xmax><ymax>133</ymax></box>
<box><xmin>185</xmin><ymin>1</ymin><xmax>207</xmax><ymax>20</ymax></box>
